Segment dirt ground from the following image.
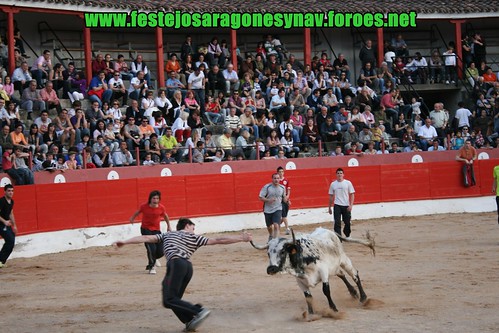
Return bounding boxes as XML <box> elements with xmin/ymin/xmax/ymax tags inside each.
<box><xmin>1</xmin><ymin>212</ymin><xmax>498</xmax><ymax>333</ymax></box>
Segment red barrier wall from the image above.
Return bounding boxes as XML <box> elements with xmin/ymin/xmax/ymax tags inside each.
<box><xmin>10</xmin><ymin>159</ymin><xmax>498</xmax><ymax>236</ymax></box>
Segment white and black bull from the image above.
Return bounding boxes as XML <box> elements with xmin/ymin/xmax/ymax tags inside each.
<box><xmin>251</xmin><ymin>227</ymin><xmax>375</xmax><ymax>314</ymax></box>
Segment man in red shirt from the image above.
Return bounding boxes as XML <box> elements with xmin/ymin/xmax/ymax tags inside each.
<box><xmin>277</xmin><ymin>166</ymin><xmax>292</xmax><ymax>235</ymax></box>
<box><xmin>130</xmin><ymin>190</ymin><xmax>171</xmax><ymax>274</ymax></box>
<box><xmin>456</xmin><ymin>139</ymin><xmax>477</xmax><ymax>187</ymax></box>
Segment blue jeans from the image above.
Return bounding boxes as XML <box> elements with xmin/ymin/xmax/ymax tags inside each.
<box><xmin>88</xmin><ymin>90</ymin><xmax>113</xmax><ymax>107</ymax></box>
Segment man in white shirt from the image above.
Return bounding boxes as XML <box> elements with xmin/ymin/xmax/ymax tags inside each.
<box><xmin>222</xmin><ymin>63</ymin><xmax>240</xmax><ymax>95</ymax></box>
<box><xmin>270</xmin><ymin>88</ymin><xmax>289</xmax><ymax>122</ymax></box>
<box><xmin>454</xmin><ymin>101</ymin><xmax>473</xmax><ymax>130</ymax></box>
<box><xmin>128</xmin><ymin>71</ymin><xmax>148</xmax><ymax>101</ymax></box>
<box><xmin>188</xmin><ymin>64</ymin><xmax>206</xmax><ymax>117</ymax></box>
<box><xmin>417</xmin><ymin>118</ymin><xmax>438</xmax><ymax>151</ymax></box>
<box><xmin>328</xmin><ymin>168</ymin><xmax>355</xmax><ymax>238</ymax></box>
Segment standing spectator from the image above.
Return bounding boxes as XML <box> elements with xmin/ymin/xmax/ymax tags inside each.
<box><xmin>472</xmin><ymin>33</ymin><xmax>487</xmax><ymax>66</ymax></box>
<box><xmin>359</xmin><ymin>40</ymin><xmax>376</xmax><ymax>66</ymax></box>
<box><xmin>328</xmin><ymin>168</ymin><xmax>355</xmax><ymax>238</ymax></box>
<box><xmin>187</xmin><ymin>64</ymin><xmax>206</xmax><ymax>117</ymax></box>
<box><xmin>129</xmin><ymin>190</ymin><xmax>171</xmax><ymax>274</ymax></box>
<box><xmin>456</xmin><ymin>139</ymin><xmax>477</xmax><ymax>187</ymax></box>
<box><xmin>429</xmin><ymin>102</ymin><xmax>449</xmax><ymax>142</ymax></box>
<box><xmin>443</xmin><ymin>45</ymin><xmax>458</xmax><ymax>86</ymax></box>
<box><xmin>454</xmin><ymin>101</ymin><xmax>473</xmax><ymax>131</ymax></box>
<box><xmin>259</xmin><ymin>172</ymin><xmax>288</xmax><ymax>241</ymax></box>
<box><xmin>0</xmin><ymin>184</ymin><xmax>16</xmax><ymax>268</ymax></box>
<box><xmin>180</xmin><ymin>35</ymin><xmax>194</xmax><ymax>62</ymax></box>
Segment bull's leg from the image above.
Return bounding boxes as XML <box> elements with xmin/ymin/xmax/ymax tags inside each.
<box><xmin>304</xmin><ymin>290</ymin><xmax>314</xmax><ymax>314</ymax></box>
<box><xmin>337</xmin><ymin>271</ymin><xmax>358</xmax><ymax>298</ymax></box>
<box><xmin>322</xmin><ymin>282</ymin><xmax>338</xmax><ymax>312</ymax></box>
<box><xmin>352</xmin><ymin>271</ymin><xmax>367</xmax><ymax>303</ymax></box>
<box><xmin>340</xmin><ymin>256</ymin><xmax>368</xmax><ymax>303</ymax></box>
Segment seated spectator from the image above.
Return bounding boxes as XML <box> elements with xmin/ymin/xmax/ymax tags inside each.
<box><xmin>123</xmin><ymin>116</ymin><xmax>143</xmax><ymax>156</ymax></box>
<box><xmin>358</xmin><ymin>125</ymin><xmax>374</xmax><ymax>149</ymax></box>
<box><xmin>130</xmin><ymin>54</ymin><xmax>151</xmax><ymax>87</ymax></box>
<box><xmin>31</xmin><ymin>49</ymin><xmax>53</xmax><ymax>88</ymax></box>
<box><xmin>128</xmin><ymin>71</ymin><xmax>148</xmax><ymax>102</ymax></box>
<box><xmin>108</xmin><ymin>72</ymin><xmax>128</xmax><ymax>106</ymax></box>
<box><xmin>113</xmin><ymin>141</ymin><xmax>134</xmax><ymax>166</ymax></box>
<box><xmin>13</xmin><ymin>147</ymin><xmax>35</xmax><ymax>184</ymax></box>
<box><xmin>302</xmin><ymin>117</ymin><xmax>320</xmax><ymax>152</ymax></box>
<box><xmin>280</xmin><ymin>128</ymin><xmax>299</xmax><ymax>158</ymax></box>
<box><xmin>93</xmin><ymin>145</ymin><xmax>114</xmax><ymax>167</ymax></box>
<box><xmin>333</xmin><ymin>107</ymin><xmax>350</xmax><ymax>132</ymax></box>
<box><xmin>391</xmin><ymin>34</ymin><xmax>409</xmax><ymax>57</ymax></box>
<box><xmin>40</xmin><ymin>81</ymin><xmax>62</xmax><ymax>113</ymax></box>
<box><xmin>154</xmin><ymin>89</ymin><xmax>173</xmax><ymax>123</ymax></box>
<box><xmin>266</xmin><ymin>128</ymin><xmax>281</xmax><ymax>156</ymax></box>
<box><xmin>358</xmin><ymin>62</ymin><xmax>381</xmax><ymax>93</ymax></box>
<box><xmin>364</xmin><ymin>141</ymin><xmax>378</xmax><ymax>155</ymax></box>
<box><xmin>51</xmin><ymin>63</ymin><xmax>66</xmax><ymax>97</ymax></box>
<box><xmin>141</xmin><ymin>90</ymin><xmax>159</xmax><ymax>119</ymax></box>
<box><xmin>332</xmin><ymin>53</ymin><xmax>351</xmax><ymax>82</ymax></box>
<box><xmin>205</xmin><ymin>95</ymin><xmax>223</xmax><ymax>125</ymax></box>
<box><xmin>10</xmin><ymin>123</ymin><xmax>30</xmax><ymax>152</ymax></box>
<box><xmin>184</xmin><ymin>89</ymin><xmax>201</xmax><ymax>114</ymax></box>
<box><xmin>342</xmin><ymin>124</ymin><xmax>360</xmax><ymax>151</ymax></box>
<box><xmin>320</xmin><ymin>116</ymin><xmax>342</xmax><ymax>151</ymax></box>
<box><xmin>165</xmin><ymin>71</ymin><xmax>186</xmax><ymax>99</ymax></box>
<box><xmin>144</xmin><ymin>133</ymin><xmax>164</xmax><ymax>163</ymax></box>
<box><xmin>70</xmin><ymin>108</ymin><xmax>90</xmax><ymax>146</ymax></box>
<box><xmin>170</xmin><ymin>89</ymin><xmax>186</xmax><ymax>123</ymax></box>
<box><xmin>171</xmin><ymin>111</ymin><xmax>191</xmax><ymax>143</ymax></box>
<box><xmin>428</xmin><ymin>139</ymin><xmax>445</xmax><ymax>151</ymax></box>
<box><xmin>62</xmin><ymin>62</ymin><xmax>87</xmax><ymax>101</ymax></box>
<box><xmin>187</xmin><ymin>110</ymin><xmax>206</xmax><ymax>138</ymax></box>
<box><xmin>159</xmin><ymin>127</ymin><xmax>182</xmax><ymax>163</ymax></box>
<box><xmin>21</xmin><ymin>80</ymin><xmax>45</xmax><ymax>120</ymax></box>
<box><xmin>222</xmin><ymin>63</ymin><xmax>240</xmax><ymax>95</ymax></box>
<box><xmin>269</xmin><ymin>88</ymin><xmax>289</xmax><ymax>122</ymax></box>
<box><xmin>417</xmin><ymin>118</ymin><xmax>438</xmax><ymax>151</ymax></box>
<box><xmin>240</xmin><ymin>107</ymin><xmax>259</xmax><ymax>139</ymax></box>
<box><xmin>125</xmin><ymin>99</ymin><xmax>144</xmax><ymax>123</ymax></box>
<box><xmin>236</xmin><ymin>129</ymin><xmax>257</xmax><ymax>160</ymax></box>
<box><xmin>114</xmin><ymin>54</ymin><xmax>132</xmax><ymax>80</ymax></box>
<box><xmin>225</xmin><ymin>107</ymin><xmax>243</xmax><ymax>136</ymax></box>
<box><xmin>206</xmin><ymin>65</ymin><xmax>225</xmax><ymax>97</ymax></box>
<box><xmin>88</xmin><ymin>71</ymin><xmax>112</xmax><ymax>107</ymax></box>
<box><xmin>91</xmin><ymin>54</ymin><xmax>107</xmax><ymax>78</ymax></box>
<box><xmin>345</xmin><ymin>141</ymin><xmax>363</xmax><ymax>156</ymax></box>
<box><xmin>389</xmin><ymin>142</ymin><xmax>403</xmax><ymax>153</ymax></box>
<box><xmin>151</xmin><ymin>111</ymin><xmax>168</xmax><ymax>137</ymax></box>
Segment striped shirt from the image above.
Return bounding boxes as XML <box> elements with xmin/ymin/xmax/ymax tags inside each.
<box><xmin>156</xmin><ymin>231</ymin><xmax>209</xmax><ymax>262</ymax></box>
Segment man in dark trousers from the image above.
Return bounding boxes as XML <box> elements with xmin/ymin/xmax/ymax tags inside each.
<box><xmin>114</xmin><ymin>218</ymin><xmax>252</xmax><ymax>332</ymax></box>
<box><xmin>0</xmin><ymin>184</ymin><xmax>16</xmax><ymax>268</ymax></box>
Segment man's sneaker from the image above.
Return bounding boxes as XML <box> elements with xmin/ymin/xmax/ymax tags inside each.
<box><xmin>155</xmin><ymin>260</ymin><xmax>162</xmax><ymax>267</ymax></box>
<box><xmin>445</xmin><ymin>80</ymin><xmax>450</xmax><ymax>85</ymax></box>
<box><xmin>186</xmin><ymin>308</ymin><xmax>211</xmax><ymax>332</ymax></box>
<box><xmin>285</xmin><ymin>228</ymin><xmax>291</xmax><ymax>235</ymax></box>
<box><xmin>267</xmin><ymin>235</ymin><xmax>273</xmax><ymax>243</ymax></box>
<box><xmin>0</xmin><ymin>262</ymin><xmax>5</xmax><ymax>268</ymax></box>
<box><xmin>451</xmin><ymin>80</ymin><xmax>456</xmax><ymax>84</ymax></box>
<box><xmin>148</xmin><ymin>268</ymin><xmax>157</xmax><ymax>275</ymax></box>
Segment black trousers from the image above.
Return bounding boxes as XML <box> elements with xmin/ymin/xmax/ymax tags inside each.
<box><xmin>162</xmin><ymin>258</ymin><xmax>202</xmax><ymax>324</ymax></box>
<box><xmin>140</xmin><ymin>228</ymin><xmax>163</xmax><ymax>270</ymax></box>
<box><xmin>333</xmin><ymin>204</ymin><xmax>351</xmax><ymax>237</ymax></box>
<box><xmin>0</xmin><ymin>225</ymin><xmax>15</xmax><ymax>264</ymax></box>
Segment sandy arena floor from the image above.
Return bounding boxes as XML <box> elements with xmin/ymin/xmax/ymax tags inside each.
<box><xmin>0</xmin><ymin>212</ymin><xmax>498</xmax><ymax>333</ymax></box>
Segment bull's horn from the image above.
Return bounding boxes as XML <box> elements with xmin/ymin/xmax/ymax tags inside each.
<box><xmin>290</xmin><ymin>228</ymin><xmax>296</xmax><ymax>244</ymax></box>
<box><xmin>250</xmin><ymin>240</ymin><xmax>269</xmax><ymax>250</ymax></box>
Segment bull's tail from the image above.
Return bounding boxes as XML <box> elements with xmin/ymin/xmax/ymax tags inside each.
<box><xmin>337</xmin><ymin>231</ymin><xmax>376</xmax><ymax>256</ymax></box>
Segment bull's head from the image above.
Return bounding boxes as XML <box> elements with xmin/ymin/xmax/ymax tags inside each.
<box><xmin>251</xmin><ymin>229</ymin><xmax>305</xmax><ymax>276</ymax></box>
